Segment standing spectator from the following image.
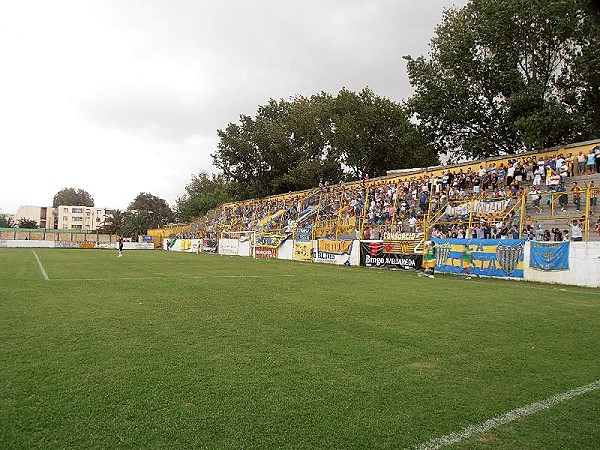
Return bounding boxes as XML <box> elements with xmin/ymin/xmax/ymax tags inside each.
<box><xmin>557</xmin><ymin>184</ymin><xmax>568</xmax><ymax>212</ymax></box>
<box><xmin>408</xmin><ymin>216</ymin><xmax>417</xmax><ymax>232</ymax></box>
<box><xmin>498</xmin><ymin>164</ymin><xmax>506</xmax><ymax>186</ymax></box>
<box><xmin>588</xmin><ymin>180</ymin><xmax>597</xmax><ymax>216</ymax></box>
<box><xmin>587</xmin><ymin>149</ymin><xmax>596</xmax><ymax>174</ymax></box>
<box><xmin>595</xmin><ymin>145</ymin><xmax>600</xmax><ymax>174</ymax></box>
<box><xmin>570</xmin><ymin>220</ymin><xmax>583</xmax><ymax>241</ymax></box>
<box><xmin>577</xmin><ymin>152</ymin><xmax>586</xmax><ymax>175</ymax></box>
<box><xmin>530</xmin><ymin>189</ymin><xmax>543</xmax><ymax>213</ymax></box>
<box><xmin>549</xmin><ymin>170</ymin><xmax>561</xmax><ymax>189</ymax></box>
<box><xmin>533</xmin><ymin>164</ymin><xmax>543</xmax><ymax>188</ymax></box>
<box><xmin>572</xmin><ymin>182</ymin><xmax>582</xmax><ymax>211</ymax></box>
<box><xmin>534</xmin><ymin>224</ymin><xmax>544</xmax><ymax>241</ymax></box>
<box><xmin>566</xmin><ymin>153</ymin><xmax>574</xmax><ymax>177</ymax></box>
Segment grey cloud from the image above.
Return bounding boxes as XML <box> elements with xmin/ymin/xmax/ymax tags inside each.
<box><xmin>78</xmin><ymin>1</ymin><xmax>467</xmax><ymax>141</ymax></box>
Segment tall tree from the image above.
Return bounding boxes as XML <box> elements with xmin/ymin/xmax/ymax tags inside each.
<box><xmin>53</xmin><ymin>188</ymin><xmax>94</xmax><ymax>207</ymax></box>
<box><xmin>101</xmin><ymin>209</ymin><xmax>125</xmax><ymax>235</ymax></box>
<box><xmin>128</xmin><ymin>192</ymin><xmax>174</xmax><ymax>228</ymax></box>
<box><xmin>213</xmin><ymin>89</ymin><xmax>435</xmax><ymax>200</ymax></box>
<box><xmin>175</xmin><ymin>172</ymin><xmax>233</xmax><ymax>222</ymax></box>
<box><xmin>123</xmin><ymin>210</ymin><xmax>150</xmax><ymax>242</ymax></box>
<box><xmin>331</xmin><ymin>88</ymin><xmax>436</xmax><ymax>178</ymax></box>
<box><xmin>405</xmin><ymin>0</ymin><xmax>599</xmax><ymax>161</ymax></box>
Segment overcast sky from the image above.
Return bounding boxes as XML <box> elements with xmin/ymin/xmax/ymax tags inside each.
<box><xmin>0</xmin><ymin>0</ymin><xmax>467</xmax><ymax>214</ymax></box>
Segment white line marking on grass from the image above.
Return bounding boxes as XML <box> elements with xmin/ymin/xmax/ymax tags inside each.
<box><xmin>413</xmin><ymin>379</ymin><xmax>600</xmax><ymax>450</ymax></box>
<box><xmin>32</xmin><ymin>250</ymin><xmax>49</xmax><ymax>281</ymax></box>
<box><xmin>49</xmin><ymin>274</ymin><xmax>301</xmax><ymax>282</ymax></box>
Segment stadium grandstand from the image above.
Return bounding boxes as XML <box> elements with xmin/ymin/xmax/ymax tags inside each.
<box><xmin>151</xmin><ymin>138</ymin><xmax>600</xmax><ymax>244</ymax></box>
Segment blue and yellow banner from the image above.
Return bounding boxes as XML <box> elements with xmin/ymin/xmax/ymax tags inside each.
<box><xmin>530</xmin><ymin>241</ymin><xmax>569</xmax><ymax>271</ymax></box>
<box><xmin>432</xmin><ymin>238</ymin><xmax>526</xmax><ymax>278</ymax></box>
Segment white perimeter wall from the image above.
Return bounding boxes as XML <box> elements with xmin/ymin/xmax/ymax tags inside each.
<box><xmin>145</xmin><ymin>238</ymin><xmax>600</xmax><ymax>288</ymax></box>
<box><xmin>0</xmin><ymin>240</ymin><xmax>154</xmax><ymax>250</ymax></box>
<box><xmin>524</xmin><ymin>241</ymin><xmax>600</xmax><ymax>288</ymax></box>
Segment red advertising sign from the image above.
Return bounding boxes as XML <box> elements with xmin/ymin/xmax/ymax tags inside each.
<box><xmin>255</xmin><ymin>246</ymin><xmax>278</xmax><ymax>259</ymax></box>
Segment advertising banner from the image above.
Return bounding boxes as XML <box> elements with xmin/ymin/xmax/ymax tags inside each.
<box><xmin>255</xmin><ymin>232</ymin><xmax>289</xmax><ymax>248</ymax></box>
<box><xmin>219</xmin><ymin>238</ymin><xmax>239</xmax><ymax>256</ymax></box>
<box><xmin>313</xmin><ymin>251</ymin><xmax>351</xmax><ymax>265</ymax></box>
<box><xmin>360</xmin><ymin>241</ymin><xmax>423</xmax><ymax>269</ymax></box>
<box><xmin>165</xmin><ymin>239</ymin><xmax>201</xmax><ymax>252</ymax></box>
<box><xmin>203</xmin><ymin>237</ymin><xmax>217</xmax><ymax>253</ymax></box>
<box><xmin>382</xmin><ymin>232</ymin><xmax>424</xmax><ymax>254</ymax></box>
<box><xmin>255</xmin><ymin>246</ymin><xmax>278</xmax><ymax>259</ymax></box>
<box><xmin>432</xmin><ymin>238</ymin><xmax>526</xmax><ymax>278</ymax></box>
<box><xmin>293</xmin><ymin>241</ymin><xmax>313</xmax><ymax>261</ymax></box>
<box><xmin>313</xmin><ymin>239</ymin><xmax>352</xmax><ymax>265</ymax></box>
<box><xmin>317</xmin><ymin>239</ymin><xmax>352</xmax><ymax>254</ymax></box>
<box><xmin>530</xmin><ymin>241</ymin><xmax>570</xmax><ymax>271</ymax></box>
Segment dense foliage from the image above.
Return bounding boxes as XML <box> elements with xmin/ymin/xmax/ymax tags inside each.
<box><xmin>127</xmin><ymin>192</ymin><xmax>174</xmax><ymax>229</ymax></box>
<box><xmin>405</xmin><ymin>0</ymin><xmax>600</xmax><ymax>161</ymax></box>
<box><xmin>52</xmin><ymin>188</ymin><xmax>95</xmax><ymax>207</ymax></box>
<box><xmin>212</xmin><ymin>88</ymin><xmax>436</xmax><ymax>200</ymax></box>
<box><xmin>175</xmin><ymin>172</ymin><xmax>232</xmax><ymax>222</ymax></box>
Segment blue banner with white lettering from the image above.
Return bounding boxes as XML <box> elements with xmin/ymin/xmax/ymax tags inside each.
<box><xmin>529</xmin><ymin>241</ymin><xmax>570</xmax><ymax>271</ymax></box>
<box><xmin>431</xmin><ymin>238</ymin><xmax>526</xmax><ymax>278</ymax></box>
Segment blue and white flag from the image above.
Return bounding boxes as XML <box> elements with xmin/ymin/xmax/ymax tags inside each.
<box><xmin>530</xmin><ymin>241</ymin><xmax>570</xmax><ymax>271</ymax></box>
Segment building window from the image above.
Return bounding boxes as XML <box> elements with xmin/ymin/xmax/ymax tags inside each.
<box><xmin>71</xmin><ymin>225</ymin><xmax>82</xmax><ymax>230</ymax></box>
<box><xmin>72</xmin><ymin>216</ymin><xmax>82</xmax><ymax>222</ymax></box>
<box><xmin>63</xmin><ymin>216</ymin><xmax>69</xmax><ymax>222</ymax></box>
<box><xmin>63</xmin><ymin>207</ymin><xmax>68</xmax><ymax>212</ymax></box>
<box><xmin>72</xmin><ymin>208</ymin><xmax>83</xmax><ymax>213</ymax></box>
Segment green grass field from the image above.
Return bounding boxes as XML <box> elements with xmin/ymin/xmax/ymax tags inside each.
<box><xmin>1</xmin><ymin>248</ymin><xmax>599</xmax><ymax>449</ymax></box>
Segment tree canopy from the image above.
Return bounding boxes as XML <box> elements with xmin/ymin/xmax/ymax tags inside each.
<box><xmin>212</xmin><ymin>88</ymin><xmax>436</xmax><ymax>200</ymax></box>
<box><xmin>101</xmin><ymin>209</ymin><xmax>125</xmax><ymax>236</ymax></box>
<box><xmin>405</xmin><ymin>0</ymin><xmax>600</xmax><ymax>161</ymax></box>
<box><xmin>175</xmin><ymin>172</ymin><xmax>233</xmax><ymax>222</ymax></box>
<box><xmin>127</xmin><ymin>192</ymin><xmax>174</xmax><ymax>229</ymax></box>
<box><xmin>52</xmin><ymin>188</ymin><xmax>94</xmax><ymax>207</ymax></box>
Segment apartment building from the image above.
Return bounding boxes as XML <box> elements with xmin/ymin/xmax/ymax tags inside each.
<box><xmin>15</xmin><ymin>205</ymin><xmax>114</xmax><ymax>230</ymax></box>
<box><xmin>54</xmin><ymin>206</ymin><xmax>114</xmax><ymax>231</ymax></box>
<box><xmin>15</xmin><ymin>205</ymin><xmax>52</xmax><ymax>229</ymax></box>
